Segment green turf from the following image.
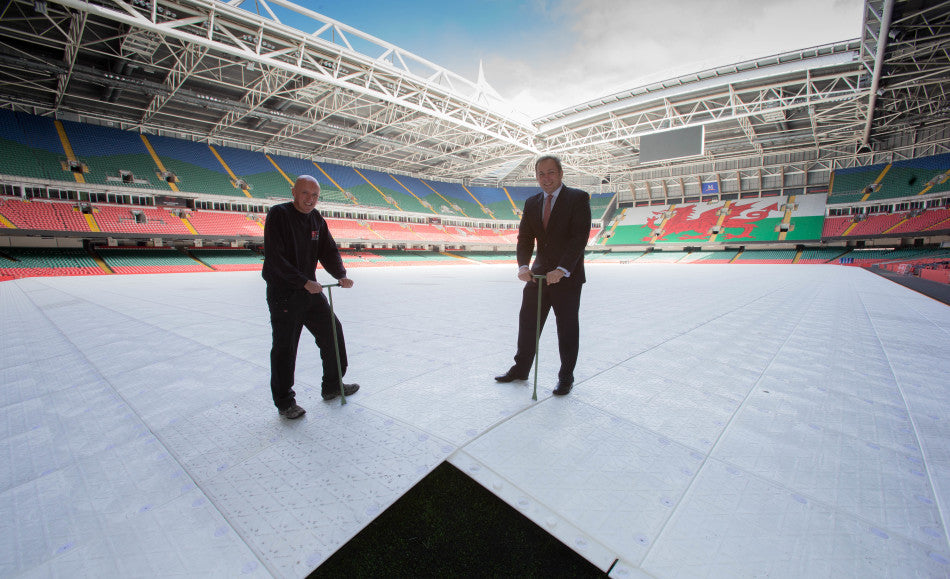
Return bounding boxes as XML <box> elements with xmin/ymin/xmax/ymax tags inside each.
<box><xmin>309</xmin><ymin>461</ymin><xmax>608</xmax><ymax>577</ymax></box>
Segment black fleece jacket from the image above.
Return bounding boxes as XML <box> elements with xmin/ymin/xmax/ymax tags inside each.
<box><xmin>261</xmin><ymin>202</ymin><xmax>346</xmax><ymax>289</ymax></box>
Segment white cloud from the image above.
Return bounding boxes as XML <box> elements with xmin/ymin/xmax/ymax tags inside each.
<box><xmin>482</xmin><ymin>0</ymin><xmax>864</xmax><ymax>118</ymax></box>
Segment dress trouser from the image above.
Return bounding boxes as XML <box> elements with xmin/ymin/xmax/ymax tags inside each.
<box><xmin>267</xmin><ymin>286</ymin><xmax>347</xmax><ymax>410</ymax></box>
<box><xmin>512</xmin><ymin>280</ymin><xmax>582</xmax><ymax>383</ymax></box>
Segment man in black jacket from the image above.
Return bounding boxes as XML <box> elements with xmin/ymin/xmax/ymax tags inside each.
<box><xmin>496</xmin><ymin>155</ymin><xmax>591</xmax><ymax>395</ymax></box>
<box><xmin>262</xmin><ymin>175</ymin><xmax>358</xmax><ymax>419</ymax></box>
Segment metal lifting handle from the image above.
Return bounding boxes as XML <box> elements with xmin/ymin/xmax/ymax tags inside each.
<box><xmin>532</xmin><ymin>274</ymin><xmax>545</xmax><ymax>401</ymax></box>
<box><xmin>323</xmin><ymin>282</ymin><xmax>346</xmax><ymax>405</ymax></box>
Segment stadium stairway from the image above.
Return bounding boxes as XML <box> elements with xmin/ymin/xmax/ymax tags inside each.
<box><xmin>602</xmin><ymin>208</ymin><xmax>626</xmax><ymax>242</ymax></box>
<box><xmin>265</xmin><ymin>154</ymin><xmax>296</xmax><ymax>187</ymax></box>
<box><xmin>842</xmin><ymin>220</ymin><xmax>860</xmax><ymax>236</ymax></box>
<box><xmin>919</xmin><ymin>169</ymin><xmax>950</xmax><ymax>196</ymax></box>
<box><xmin>208</xmin><ymin>145</ymin><xmax>253</xmax><ymax>198</ymax></box>
<box><xmin>140</xmin><ymin>134</ymin><xmax>181</xmax><ymax>193</ymax></box>
<box><xmin>389</xmin><ymin>175</ymin><xmax>438</xmax><ymax>215</ymax></box>
<box><xmin>861</xmin><ymin>164</ymin><xmax>891</xmax><ymax>202</ymax></box>
<box><xmin>359</xmin><ymin>221</ymin><xmax>385</xmax><ymax>239</ymax></box>
<box><xmin>777</xmin><ymin>197</ymin><xmax>796</xmax><ymax>241</ymax></box>
<box><xmin>354</xmin><ymin>168</ymin><xmax>402</xmax><ymax>211</ymax></box>
<box><xmin>501</xmin><ymin>187</ymin><xmax>520</xmax><ymax>218</ymax></box>
<box><xmin>53</xmin><ymin>120</ymin><xmax>85</xmax><ymax>184</ymax></box>
<box><xmin>461</xmin><ymin>184</ymin><xmax>495</xmax><ymax>219</ymax></box>
<box><xmin>82</xmin><ymin>211</ymin><xmax>100</xmax><ymax>232</ymax></box>
<box><xmin>710</xmin><ymin>200</ymin><xmax>732</xmax><ymax>243</ymax></box>
<box><xmin>931</xmin><ymin>213</ymin><xmax>950</xmax><ymax>231</ymax></box>
<box><xmin>883</xmin><ymin>214</ymin><xmax>913</xmax><ymax>235</ymax></box>
<box><xmin>88</xmin><ymin>248</ymin><xmax>113</xmax><ymax>274</ymax></box>
<box><xmin>420</xmin><ymin>180</ymin><xmax>469</xmax><ymax>218</ymax></box>
<box><xmin>439</xmin><ymin>251</ymin><xmax>479</xmax><ymax>263</ymax></box>
<box><xmin>311</xmin><ymin>162</ymin><xmax>360</xmax><ymax>206</ymax></box>
<box><xmin>179</xmin><ymin>214</ymin><xmax>199</xmax><ymax>235</ymax></box>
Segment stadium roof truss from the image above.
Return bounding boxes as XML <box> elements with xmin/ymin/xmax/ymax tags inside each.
<box><xmin>0</xmin><ymin>0</ymin><xmax>539</xmax><ymax>179</ymax></box>
<box><xmin>0</xmin><ymin>0</ymin><xmax>946</xmax><ymax>203</ymax></box>
<box><xmin>533</xmin><ymin>0</ymin><xmax>950</xmax><ymax>201</ymax></box>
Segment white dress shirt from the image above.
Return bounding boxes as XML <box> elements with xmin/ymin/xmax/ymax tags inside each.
<box><xmin>519</xmin><ymin>185</ymin><xmax>570</xmax><ymax>277</ymax></box>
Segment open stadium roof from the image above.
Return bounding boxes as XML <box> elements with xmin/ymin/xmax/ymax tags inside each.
<box><xmin>0</xmin><ymin>0</ymin><xmax>947</xmax><ymax>199</ymax></box>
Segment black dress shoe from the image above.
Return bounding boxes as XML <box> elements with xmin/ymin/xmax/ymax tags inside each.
<box><xmin>552</xmin><ymin>380</ymin><xmax>573</xmax><ymax>396</ymax></box>
<box><xmin>322</xmin><ymin>383</ymin><xmax>359</xmax><ymax>400</ymax></box>
<box><xmin>495</xmin><ymin>372</ymin><xmax>528</xmax><ymax>383</ymax></box>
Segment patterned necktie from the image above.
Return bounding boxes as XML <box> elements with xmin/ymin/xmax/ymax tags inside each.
<box><xmin>542</xmin><ymin>193</ymin><xmax>553</xmax><ymax>229</ymax></box>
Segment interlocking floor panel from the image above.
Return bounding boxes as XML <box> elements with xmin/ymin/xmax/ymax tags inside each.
<box><xmin>2</xmin><ymin>264</ymin><xmax>948</xmax><ymax>578</ymax></box>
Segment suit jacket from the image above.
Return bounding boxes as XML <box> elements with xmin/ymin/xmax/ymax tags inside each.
<box><xmin>517</xmin><ymin>185</ymin><xmax>591</xmax><ymax>284</ymax></box>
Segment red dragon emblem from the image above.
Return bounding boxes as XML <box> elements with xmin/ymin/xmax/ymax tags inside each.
<box><xmin>645</xmin><ymin>202</ymin><xmax>780</xmax><ymax>242</ymax></box>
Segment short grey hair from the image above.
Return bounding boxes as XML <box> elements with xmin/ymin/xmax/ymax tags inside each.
<box><xmin>534</xmin><ymin>155</ymin><xmax>563</xmax><ymax>173</ymax></box>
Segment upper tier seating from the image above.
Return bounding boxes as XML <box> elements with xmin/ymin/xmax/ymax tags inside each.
<box><xmin>265</xmin><ymin>155</ymin><xmax>350</xmax><ymax>204</ymax></box>
<box><xmin>356</xmin><ymin>168</ymin><xmax>431</xmax><ymax>214</ymax></box>
<box><xmin>830</xmin><ymin>154</ymin><xmax>950</xmax><ymax>202</ymax></box>
<box><xmin>0</xmin><ymin>110</ymin><xmax>63</xmax><ymax>180</ymax></box>
<box><xmin>468</xmin><ymin>186</ymin><xmax>513</xmax><ymax>220</ymax></box>
<box><xmin>589</xmin><ymin>193</ymin><xmax>614</xmax><ymax>220</ymax></box>
<box><xmin>422</xmin><ymin>180</ymin><xmax>482</xmax><ymax>218</ymax></box>
<box><xmin>146</xmin><ymin>135</ymin><xmax>238</xmax><ymax>197</ymax></box>
<box><xmin>60</xmin><ymin>120</ymin><xmax>167</xmax><ymax>190</ymax></box>
<box><xmin>314</xmin><ymin>163</ymin><xmax>391</xmax><ymax>208</ymax></box>
<box><xmin>214</xmin><ymin>146</ymin><xmax>290</xmax><ymax>199</ymax></box>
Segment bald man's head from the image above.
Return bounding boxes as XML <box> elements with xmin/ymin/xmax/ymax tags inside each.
<box><xmin>291</xmin><ymin>175</ymin><xmax>321</xmax><ymax>214</ymax></box>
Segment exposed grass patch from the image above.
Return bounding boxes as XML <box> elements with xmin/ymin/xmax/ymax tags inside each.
<box><xmin>309</xmin><ymin>461</ymin><xmax>607</xmax><ymax>577</ymax></box>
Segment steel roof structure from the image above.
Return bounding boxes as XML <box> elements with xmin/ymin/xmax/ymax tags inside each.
<box><xmin>0</xmin><ymin>0</ymin><xmax>947</xmax><ymax>202</ymax></box>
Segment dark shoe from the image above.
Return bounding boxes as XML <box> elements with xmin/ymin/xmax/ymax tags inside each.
<box><xmin>552</xmin><ymin>381</ymin><xmax>573</xmax><ymax>396</ymax></box>
<box><xmin>495</xmin><ymin>371</ymin><xmax>529</xmax><ymax>383</ymax></box>
<box><xmin>322</xmin><ymin>383</ymin><xmax>359</xmax><ymax>401</ymax></box>
<box><xmin>279</xmin><ymin>404</ymin><xmax>306</xmax><ymax>419</ymax></box>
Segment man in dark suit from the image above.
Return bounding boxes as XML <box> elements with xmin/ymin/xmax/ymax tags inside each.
<box><xmin>496</xmin><ymin>155</ymin><xmax>591</xmax><ymax>395</ymax></box>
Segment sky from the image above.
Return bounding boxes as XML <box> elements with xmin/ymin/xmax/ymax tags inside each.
<box><xmin>246</xmin><ymin>0</ymin><xmax>865</xmax><ymax>119</ymax></box>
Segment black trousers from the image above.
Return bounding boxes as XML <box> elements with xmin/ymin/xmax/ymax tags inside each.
<box><xmin>267</xmin><ymin>285</ymin><xmax>347</xmax><ymax>410</ymax></box>
<box><xmin>512</xmin><ymin>280</ymin><xmax>582</xmax><ymax>382</ymax></box>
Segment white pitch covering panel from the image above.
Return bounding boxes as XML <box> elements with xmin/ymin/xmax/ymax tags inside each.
<box><xmin>2</xmin><ymin>264</ymin><xmax>949</xmax><ymax>578</ymax></box>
